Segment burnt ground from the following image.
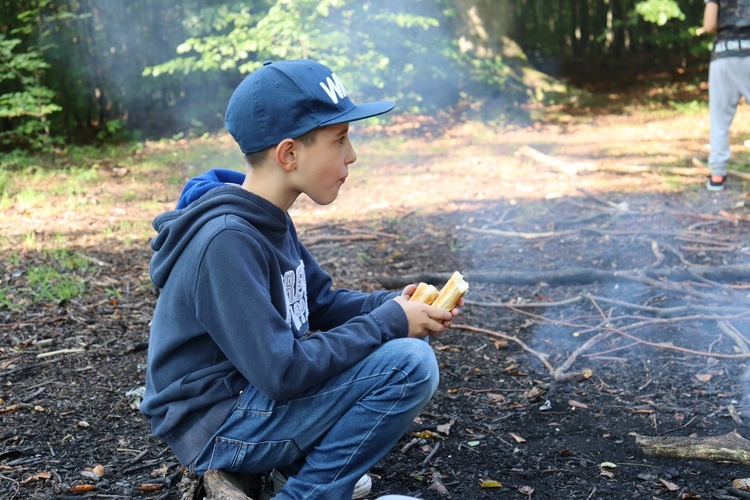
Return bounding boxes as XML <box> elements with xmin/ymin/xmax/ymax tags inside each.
<box><xmin>3</xmin><ymin>67</ymin><xmax>750</xmax><ymax>499</ymax></box>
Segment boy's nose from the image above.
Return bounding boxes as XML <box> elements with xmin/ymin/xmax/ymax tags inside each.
<box><xmin>347</xmin><ymin>144</ymin><xmax>357</xmax><ymax>165</ymax></box>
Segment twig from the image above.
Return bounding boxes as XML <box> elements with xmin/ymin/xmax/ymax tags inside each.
<box><xmin>400</xmin><ymin>438</ymin><xmax>419</xmax><ymax>455</ymax></box>
<box><xmin>552</xmin><ymin>296</ymin><xmax>612</xmax><ymax>380</ymax></box>
<box><xmin>36</xmin><ymin>348</ymin><xmax>85</xmax><ymax>359</ymax></box>
<box><xmin>465</xmin><ymin>296</ymin><xmax>583</xmax><ymax>309</ymax></box>
<box><xmin>585</xmin><ymin>294</ymin><xmax>748</xmax><ymax>317</ymax></box>
<box><xmin>420</xmin><ymin>441</ymin><xmax>441</xmax><ymax>468</ymax></box>
<box><xmin>0</xmin><ymin>474</ymin><xmax>20</xmax><ymax>500</ymax></box>
<box><xmin>303</xmin><ymin>234</ymin><xmax>379</xmax><ymax>245</ymax></box>
<box><xmin>458</xmin><ymin>225</ymin><xmax>576</xmax><ymax>240</ymax></box>
<box><xmin>647</xmin><ymin>239</ymin><xmax>664</xmax><ymax>268</ymax></box>
<box><xmin>718</xmin><ymin>321</ymin><xmax>750</xmax><ymax>354</ymax></box>
<box><xmin>428</xmin><ymin>468</ymin><xmax>451</xmax><ymax>497</ymax></box>
<box><xmin>453</xmin><ymin>325</ymin><xmax>556</xmax><ymax>378</ymax></box>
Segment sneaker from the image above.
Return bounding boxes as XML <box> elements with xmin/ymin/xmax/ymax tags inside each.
<box><xmin>707</xmin><ymin>174</ymin><xmax>726</xmax><ymax>191</ymax></box>
<box><xmin>259</xmin><ymin>468</ymin><xmax>372</xmax><ymax>499</ymax></box>
<box><xmin>375</xmin><ymin>496</ymin><xmax>421</xmax><ymax>500</ymax></box>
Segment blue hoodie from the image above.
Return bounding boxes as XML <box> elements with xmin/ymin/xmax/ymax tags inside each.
<box><xmin>141</xmin><ymin>169</ymin><xmax>408</xmax><ymax>466</ymax></box>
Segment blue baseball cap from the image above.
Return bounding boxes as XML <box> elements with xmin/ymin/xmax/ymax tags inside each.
<box><xmin>225</xmin><ymin>60</ymin><xmax>395</xmax><ymax>154</ymax></box>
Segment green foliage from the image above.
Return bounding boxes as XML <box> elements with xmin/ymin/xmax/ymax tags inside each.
<box><xmin>635</xmin><ymin>0</ymin><xmax>685</xmax><ymax>26</ymax></box>
<box><xmin>146</xmin><ymin>0</ymin><xmax>462</xmax><ymax>112</ymax></box>
<box><xmin>0</xmin><ymin>34</ymin><xmax>62</xmax><ymax>152</ymax></box>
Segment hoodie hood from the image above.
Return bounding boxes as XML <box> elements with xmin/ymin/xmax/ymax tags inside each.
<box><xmin>150</xmin><ymin>182</ymin><xmax>288</xmax><ymax>289</ymax></box>
<box><xmin>175</xmin><ymin>168</ymin><xmax>246</xmax><ymax>209</ymax></box>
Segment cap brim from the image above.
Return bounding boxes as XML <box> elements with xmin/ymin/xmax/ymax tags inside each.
<box><xmin>321</xmin><ymin>100</ymin><xmax>395</xmax><ymax>127</ymax></box>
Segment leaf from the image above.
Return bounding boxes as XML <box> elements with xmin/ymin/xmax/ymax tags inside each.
<box><xmin>412</xmin><ymin>430</ymin><xmax>443</xmax><ymax>440</ymax></box>
<box><xmin>519</xmin><ymin>485</ymin><xmax>534</xmax><ymax>495</ymax></box>
<box><xmin>0</xmin><ymin>404</ymin><xmax>20</xmax><ymax>414</ymax></box>
<box><xmin>20</xmin><ymin>472</ymin><xmax>51</xmax><ymax>486</ymax></box>
<box><xmin>486</xmin><ymin>393</ymin><xmax>505</xmax><ymax>403</ymax></box>
<box><xmin>480</xmin><ymin>479</ymin><xmax>503</xmax><ymax>489</ymax></box>
<box><xmin>466</xmin><ymin>440</ymin><xmax>481</xmax><ymax>447</ymax></box>
<box><xmin>70</xmin><ymin>484</ymin><xmax>96</xmax><ymax>492</ymax></box>
<box><xmin>600</xmin><ymin>462</ymin><xmax>617</xmax><ymax>469</ymax></box>
<box><xmin>136</xmin><ymin>484</ymin><xmax>164</xmax><ymax>492</ymax></box>
<box><xmin>509</xmin><ymin>432</ymin><xmax>526</xmax><ymax>443</ymax></box>
<box><xmin>568</xmin><ymin>399</ymin><xmax>588</xmax><ymax>409</ymax></box>
<box><xmin>695</xmin><ymin>373</ymin><xmax>712</xmax><ymax>382</ymax></box>
<box><xmin>436</xmin><ymin>420</ymin><xmax>454</xmax><ymax>435</ymax></box>
<box><xmin>660</xmin><ymin>479</ymin><xmax>680</xmax><ymax>491</ymax></box>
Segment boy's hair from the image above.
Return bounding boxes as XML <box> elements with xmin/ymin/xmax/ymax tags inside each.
<box><xmin>244</xmin><ymin>128</ymin><xmax>319</xmax><ymax>167</ymax></box>
<box><xmin>225</xmin><ymin>59</ymin><xmax>394</xmax><ymax>155</ymax></box>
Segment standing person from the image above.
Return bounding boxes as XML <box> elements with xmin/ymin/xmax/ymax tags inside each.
<box><xmin>699</xmin><ymin>0</ymin><xmax>750</xmax><ymax>191</ymax></box>
<box><xmin>141</xmin><ymin>59</ymin><xmax>462</xmax><ymax>500</ymax></box>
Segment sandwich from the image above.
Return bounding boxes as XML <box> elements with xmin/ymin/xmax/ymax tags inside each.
<box><xmin>409</xmin><ymin>271</ymin><xmax>469</xmax><ymax>310</ymax></box>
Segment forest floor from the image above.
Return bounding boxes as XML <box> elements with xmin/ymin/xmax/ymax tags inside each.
<box><xmin>2</xmin><ymin>64</ymin><xmax>750</xmax><ymax>499</ymax></box>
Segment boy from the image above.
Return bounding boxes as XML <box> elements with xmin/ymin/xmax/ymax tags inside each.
<box><xmin>699</xmin><ymin>0</ymin><xmax>750</xmax><ymax>191</ymax></box>
<box><xmin>141</xmin><ymin>59</ymin><xmax>461</xmax><ymax>499</ymax></box>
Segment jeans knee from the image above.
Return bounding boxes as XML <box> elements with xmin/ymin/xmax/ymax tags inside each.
<box><xmin>389</xmin><ymin>338</ymin><xmax>440</xmax><ymax>397</ymax></box>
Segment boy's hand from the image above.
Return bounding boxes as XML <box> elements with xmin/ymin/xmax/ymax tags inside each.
<box><xmin>395</xmin><ymin>285</ymin><xmax>462</xmax><ymax>338</ymax></box>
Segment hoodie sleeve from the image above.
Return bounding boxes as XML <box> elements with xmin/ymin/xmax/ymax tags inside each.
<box><xmin>194</xmin><ymin>227</ymin><xmax>408</xmax><ymax>401</ymax></box>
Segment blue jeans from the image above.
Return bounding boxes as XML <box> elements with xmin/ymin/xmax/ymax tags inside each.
<box><xmin>191</xmin><ymin>338</ymin><xmax>439</xmax><ymax>499</ymax></box>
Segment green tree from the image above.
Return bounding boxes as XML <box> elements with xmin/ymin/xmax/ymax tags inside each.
<box><xmin>0</xmin><ymin>9</ymin><xmax>61</xmax><ymax>153</ymax></box>
<box><xmin>146</xmin><ymin>0</ymin><xmax>464</xmax><ymax>113</ymax></box>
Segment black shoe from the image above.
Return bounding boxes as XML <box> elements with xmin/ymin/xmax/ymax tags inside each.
<box><xmin>707</xmin><ymin>174</ymin><xmax>726</xmax><ymax>191</ymax></box>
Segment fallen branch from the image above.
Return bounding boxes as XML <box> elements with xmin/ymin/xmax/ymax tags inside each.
<box><xmin>465</xmin><ymin>296</ymin><xmax>583</xmax><ymax>309</ymax></box>
<box><xmin>374</xmin><ymin>264</ymin><xmax>750</xmax><ymax>288</ymax></box>
<box><xmin>452</xmin><ymin>324</ymin><xmax>558</xmax><ymax>379</ymax></box>
<box><xmin>633</xmin><ymin>430</ymin><xmax>750</xmax><ymax>465</ymax></box>
<box><xmin>202</xmin><ymin>470</ymin><xmax>251</xmax><ymax>499</ymax></box>
<box><xmin>458</xmin><ymin>225</ymin><xmax>576</xmax><ymax>240</ymax></box>
<box><xmin>718</xmin><ymin>321</ymin><xmax>750</xmax><ymax>354</ymax></box>
<box><xmin>516</xmin><ymin>145</ymin><xmax>712</xmax><ymax>177</ymax></box>
<box><xmin>585</xmin><ymin>294</ymin><xmax>747</xmax><ymax>317</ymax></box>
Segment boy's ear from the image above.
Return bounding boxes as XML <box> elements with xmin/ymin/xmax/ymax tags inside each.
<box><xmin>275</xmin><ymin>139</ymin><xmax>298</xmax><ymax>172</ymax></box>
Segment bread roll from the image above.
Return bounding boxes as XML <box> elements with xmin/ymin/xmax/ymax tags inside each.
<box><xmin>430</xmin><ymin>271</ymin><xmax>469</xmax><ymax>310</ymax></box>
<box><xmin>410</xmin><ymin>282</ymin><xmax>439</xmax><ymax>304</ymax></box>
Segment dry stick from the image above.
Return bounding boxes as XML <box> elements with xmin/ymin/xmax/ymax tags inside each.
<box><xmin>607</xmin><ymin>321</ymin><xmax>750</xmax><ymax>360</ymax></box>
<box><xmin>420</xmin><ymin>441</ymin><xmax>441</xmax><ymax>468</ymax></box>
<box><xmin>576</xmin><ymin>187</ymin><xmax>628</xmax><ymax>211</ymax></box>
<box><xmin>674</xmin><ymin>235</ymin><xmax>739</xmax><ymax>248</ymax></box>
<box><xmin>718</xmin><ymin>321</ymin><xmax>750</xmax><ymax>354</ymax></box>
<box><xmin>647</xmin><ymin>239</ymin><xmax>664</xmax><ymax>268</ymax></box>
<box><xmin>584</xmin><ymin>227</ymin><xmax>737</xmax><ymax>242</ymax></box>
<box><xmin>375</xmin><ymin>264</ymin><xmax>750</xmax><ymax>289</ymax></box>
<box><xmin>457</xmin><ymin>225</ymin><xmax>576</xmax><ymax>240</ymax></box>
<box><xmin>553</xmin><ymin>296</ymin><xmax>613</xmax><ymax>380</ymax></box>
<box><xmin>428</xmin><ymin>468</ymin><xmax>450</xmax><ymax>497</ymax></box>
<box><xmin>634</xmin><ymin>430</ymin><xmax>750</xmax><ymax>465</ymax></box>
<box><xmin>453</xmin><ymin>324</ymin><xmax>556</xmax><ymax>378</ymax></box>
<box><xmin>616</xmin><ymin>272</ymin><xmax>742</xmax><ymax>305</ymax></box>
<box><xmin>659</xmin><ymin>241</ymin><xmax>696</xmax><ymax>267</ymax></box>
<box><xmin>585</xmin><ymin>294</ymin><xmax>747</xmax><ymax>317</ymax></box>
<box><xmin>465</xmin><ymin>296</ymin><xmax>583</xmax><ymax>309</ymax></box>
<box><xmin>303</xmin><ymin>234</ymin><xmax>379</xmax><ymax>246</ymax></box>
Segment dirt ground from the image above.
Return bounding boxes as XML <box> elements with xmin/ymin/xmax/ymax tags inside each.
<box><xmin>3</xmin><ymin>67</ymin><xmax>750</xmax><ymax>499</ymax></box>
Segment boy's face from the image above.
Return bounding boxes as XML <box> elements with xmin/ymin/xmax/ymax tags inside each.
<box><xmin>295</xmin><ymin>123</ymin><xmax>357</xmax><ymax>205</ymax></box>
